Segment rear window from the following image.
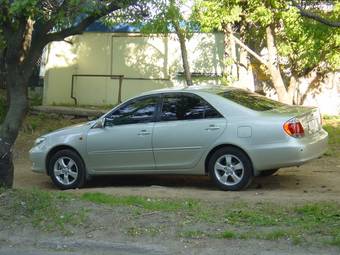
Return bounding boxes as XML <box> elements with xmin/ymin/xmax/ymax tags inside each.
<box><xmin>218</xmin><ymin>89</ymin><xmax>287</xmax><ymax>111</ymax></box>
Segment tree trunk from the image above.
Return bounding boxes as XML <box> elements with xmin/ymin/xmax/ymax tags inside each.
<box><xmin>265</xmin><ymin>25</ymin><xmax>291</xmax><ymax>104</ymax></box>
<box><xmin>224</xmin><ymin>25</ymin><xmax>238</xmax><ymax>81</ymax></box>
<box><xmin>0</xmin><ymin>68</ymin><xmax>29</xmax><ymax>187</ymax></box>
<box><xmin>0</xmin><ymin>141</ymin><xmax>13</xmax><ymax>188</ymax></box>
<box><xmin>174</xmin><ymin>24</ymin><xmax>193</xmax><ymax>86</ymax></box>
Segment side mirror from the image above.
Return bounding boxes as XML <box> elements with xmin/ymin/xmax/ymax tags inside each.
<box><xmin>94</xmin><ymin>117</ymin><xmax>114</xmax><ymax>128</ymax></box>
<box><xmin>94</xmin><ymin>118</ymin><xmax>106</xmax><ymax>128</ymax></box>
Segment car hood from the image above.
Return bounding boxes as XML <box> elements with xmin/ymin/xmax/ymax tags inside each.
<box><xmin>44</xmin><ymin>121</ymin><xmax>95</xmax><ymax>137</ymax></box>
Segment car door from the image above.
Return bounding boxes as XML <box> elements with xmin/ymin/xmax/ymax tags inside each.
<box><xmin>86</xmin><ymin>95</ymin><xmax>160</xmax><ymax>172</ymax></box>
<box><xmin>153</xmin><ymin>93</ymin><xmax>227</xmax><ymax>170</ymax></box>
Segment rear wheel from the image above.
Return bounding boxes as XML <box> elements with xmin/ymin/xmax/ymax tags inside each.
<box><xmin>258</xmin><ymin>169</ymin><xmax>279</xmax><ymax>177</ymax></box>
<box><xmin>48</xmin><ymin>149</ymin><xmax>86</xmax><ymax>190</ymax></box>
<box><xmin>208</xmin><ymin>147</ymin><xmax>253</xmax><ymax>191</ymax></box>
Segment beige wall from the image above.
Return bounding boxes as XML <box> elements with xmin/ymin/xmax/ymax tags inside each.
<box><xmin>42</xmin><ymin>32</ymin><xmax>224</xmax><ymax>106</ymax></box>
<box><xmin>42</xmin><ymin>32</ymin><xmax>339</xmax><ymax>115</ymax></box>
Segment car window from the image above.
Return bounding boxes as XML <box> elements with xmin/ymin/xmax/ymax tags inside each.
<box><xmin>160</xmin><ymin>94</ymin><xmax>222</xmax><ymax>121</ymax></box>
<box><xmin>219</xmin><ymin>89</ymin><xmax>287</xmax><ymax>111</ymax></box>
<box><xmin>205</xmin><ymin>104</ymin><xmax>223</xmax><ymax>118</ymax></box>
<box><xmin>108</xmin><ymin>97</ymin><xmax>158</xmax><ymax>126</ymax></box>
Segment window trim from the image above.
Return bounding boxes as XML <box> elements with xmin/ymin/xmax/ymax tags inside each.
<box><xmin>156</xmin><ymin>92</ymin><xmax>223</xmax><ymax>123</ymax></box>
<box><xmin>105</xmin><ymin>94</ymin><xmax>162</xmax><ymax>126</ymax></box>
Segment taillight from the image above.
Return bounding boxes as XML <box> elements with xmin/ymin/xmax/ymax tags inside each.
<box><xmin>283</xmin><ymin>118</ymin><xmax>305</xmax><ymax>138</ymax></box>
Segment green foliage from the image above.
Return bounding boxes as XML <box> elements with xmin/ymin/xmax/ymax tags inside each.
<box><xmin>193</xmin><ymin>0</ymin><xmax>340</xmax><ymax>82</ymax></box>
<box><xmin>193</xmin><ymin>0</ymin><xmax>242</xmax><ymax>31</ymax></box>
<box><xmin>220</xmin><ymin>230</ymin><xmax>237</xmax><ymax>239</ymax></box>
<box><xmin>140</xmin><ymin>0</ymin><xmax>197</xmax><ymax>39</ymax></box>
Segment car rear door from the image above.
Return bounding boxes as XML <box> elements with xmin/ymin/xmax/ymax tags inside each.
<box><xmin>152</xmin><ymin>93</ymin><xmax>226</xmax><ymax>170</ymax></box>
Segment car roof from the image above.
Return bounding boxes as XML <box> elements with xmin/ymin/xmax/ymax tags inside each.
<box><xmin>140</xmin><ymin>85</ymin><xmax>240</xmax><ymax>96</ymax></box>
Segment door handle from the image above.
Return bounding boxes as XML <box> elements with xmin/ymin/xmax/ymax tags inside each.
<box><xmin>205</xmin><ymin>125</ymin><xmax>220</xmax><ymax>131</ymax></box>
<box><xmin>138</xmin><ymin>130</ymin><xmax>151</xmax><ymax>136</ymax></box>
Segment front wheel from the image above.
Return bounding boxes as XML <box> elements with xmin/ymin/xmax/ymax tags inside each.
<box><xmin>48</xmin><ymin>149</ymin><xmax>86</xmax><ymax>190</ymax></box>
<box><xmin>208</xmin><ymin>147</ymin><xmax>253</xmax><ymax>191</ymax></box>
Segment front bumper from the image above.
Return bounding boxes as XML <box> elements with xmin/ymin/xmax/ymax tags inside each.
<box><xmin>29</xmin><ymin>145</ymin><xmax>47</xmax><ymax>174</ymax></box>
<box><xmin>250</xmin><ymin>129</ymin><xmax>328</xmax><ymax>173</ymax></box>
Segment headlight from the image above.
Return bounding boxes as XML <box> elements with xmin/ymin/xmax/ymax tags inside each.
<box><xmin>34</xmin><ymin>137</ymin><xmax>46</xmax><ymax>146</ymax></box>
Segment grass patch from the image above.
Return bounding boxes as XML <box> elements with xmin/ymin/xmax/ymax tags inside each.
<box><xmin>80</xmin><ymin>192</ymin><xmax>340</xmax><ymax>246</ymax></box>
<box><xmin>0</xmin><ymin>188</ymin><xmax>86</xmax><ymax>235</ymax></box>
<box><xmin>127</xmin><ymin>226</ymin><xmax>162</xmax><ymax>237</ymax></box>
<box><xmin>81</xmin><ymin>192</ymin><xmax>199</xmax><ymax>212</ymax></box>
<box><xmin>23</xmin><ymin>113</ymin><xmax>85</xmax><ymax>134</ymax></box>
<box><xmin>2</xmin><ymin>189</ymin><xmax>340</xmax><ymax>246</ymax></box>
<box><xmin>220</xmin><ymin>230</ymin><xmax>237</xmax><ymax>239</ymax></box>
<box><xmin>264</xmin><ymin>229</ymin><xmax>288</xmax><ymax>240</ymax></box>
<box><xmin>179</xmin><ymin>230</ymin><xmax>207</xmax><ymax>239</ymax></box>
<box><xmin>323</xmin><ymin>118</ymin><xmax>340</xmax><ymax>157</ymax></box>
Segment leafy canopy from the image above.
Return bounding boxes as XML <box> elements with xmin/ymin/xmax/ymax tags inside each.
<box><xmin>194</xmin><ymin>0</ymin><xmax>340</xmax><ymax>75</ymax></box>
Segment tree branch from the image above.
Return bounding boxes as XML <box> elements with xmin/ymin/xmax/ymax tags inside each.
<box><xmin>292</xmin><ymin>1</ymin><xmax>340</xmax><ymax>27</ymax></box>
<box><xmin>44</xmin><ymin>2</ymin><xmax>122</xmax><ymax>43</ymax></box>
<box><xmin>230</xmin><ymin>34</ymin><xmax>269</xmax><ymax>67</ymax></box>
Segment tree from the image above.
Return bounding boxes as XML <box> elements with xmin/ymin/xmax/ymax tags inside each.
<box><xmin>142</xmin><ymin>0</ymin><xmax>195</xmax><ymax>86</ymax></box>
<box><xmin>114</xmin><ymin>0</ymin><xmax>196</xmax><ymax>86</ymax></box>
<box><xmin>0</xmin><ymin>0</ymin><xmax>139</xmax><ymax>188</ymax></box>
<box><xmin>194</xmin><ymin>0</ymin><xmax>340</xmax><ymax>104</ymax></box>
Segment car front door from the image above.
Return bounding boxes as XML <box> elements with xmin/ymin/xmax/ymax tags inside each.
<box><xmin>86</xmin><ymin>95</ymin><xmax>159</xmax><ymax>172</ymax></box>
<box><xmin>153</xmin><ymin>93</ymin><xmax>226</xmax><ymax>170</ymax></box>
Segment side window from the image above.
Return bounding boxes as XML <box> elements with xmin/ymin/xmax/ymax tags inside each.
<box><xmin>205</xmin><ymin>104</ymin><xmax>223</xmax><ymax>119</ymax></box>
<box><xmin>107</xmin><ymin>97</ymin><xmax>158</xmax><ymax>126</ymax></box>
<box><xmin>160</xmin><ymin>94</ymin><xmax>222</xmax><ymax>121</ymax></box>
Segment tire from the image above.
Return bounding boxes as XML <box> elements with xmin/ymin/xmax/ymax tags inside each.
<box><xmin>48</xmin><ymin>149</ymin><xmax>86</xmax><ymax>190</ymax></box>
<box><xmin>208</xmin><ymin>147</ymin><xmax>253</xmax><ymax>191</ymax></box>
<box><xmin>258</xmin><ymin>169</ymin><xmax>279</xmax><ymax>177</ymax></box>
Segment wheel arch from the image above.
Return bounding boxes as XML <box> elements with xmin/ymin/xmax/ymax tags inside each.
<box><xmin>204</xmin><ymin>144</ymin><xmax>254</xmax><ymax>175</ymax></box>
<box><xmin>45</xmin><ymin>145</ymin><xmax>85</xmax><ymax>176</ymax></box>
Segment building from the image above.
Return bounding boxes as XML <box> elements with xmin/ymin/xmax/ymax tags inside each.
<box><xmin>42</xmin><ymin>32</ymin><xmax>225</xmax><ymax>106</ymax></box>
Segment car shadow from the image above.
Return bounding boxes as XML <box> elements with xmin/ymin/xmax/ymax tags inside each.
<box><xmin>85</xmin><ymin>175</ymin><xmax>215</xmax><ymax>190</ymax></box>
<box><xmin>83</xmin><ymin>173</ymin><xmax>300</xmax><ymax>191</ymax></box>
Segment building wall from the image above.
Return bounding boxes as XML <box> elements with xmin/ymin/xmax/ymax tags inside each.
<box><xmin>42</xmin><ymin>32</ymin><xmax>224</xmax><ymax>106</ymax></box>
<box><xmin>42</xmin><ymin>32</ymin><xmax>339</xmax><ymax>115</ymax></box>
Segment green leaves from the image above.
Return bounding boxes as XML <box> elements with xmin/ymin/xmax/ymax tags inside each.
<box><xmin>9</xmin><ymin>0</ymin><xmax>39</xmax><ymax>17</ymax></box>
<box><xmin>194</xmin><ymin>0</ymin><xmax>339</xmax><ymax>78</ymax></box>
<box><xmin>247</xmin><ymin>5</ymin><xmax>273</xmax><ymax>26</ymax></box>
<box><xmin>193</xmin><ymin>0</ymin><xmax>242</xmax><ymax>31</ymax></box>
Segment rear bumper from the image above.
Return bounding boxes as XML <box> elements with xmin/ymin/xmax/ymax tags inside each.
<box><xmin>250</xmin><ymin>129</ymin><xmax>328</xmax><ymax>173</ymax></box>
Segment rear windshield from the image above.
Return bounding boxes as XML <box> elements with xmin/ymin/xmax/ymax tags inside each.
<box><xmin>218</xmin><ymin>89</ymin><xmax>287</xmax><ymax>111</ymax></box>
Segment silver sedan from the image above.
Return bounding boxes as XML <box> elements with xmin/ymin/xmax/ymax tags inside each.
<box><xmin>29</xmin><ymin>87</ymin><xmax>328</xmax><ymax>190</ymax></box>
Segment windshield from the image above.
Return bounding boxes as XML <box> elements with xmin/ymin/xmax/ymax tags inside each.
<box><xmin>218</xmin><ymin>89</ymin><xmax>287</xmax><ymax>111</ymax></box>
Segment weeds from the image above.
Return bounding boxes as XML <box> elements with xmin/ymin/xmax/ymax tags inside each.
<box><xmin>81</xmin><ymin>192</ymin><xmax>199</xmax><ymax>212</ymax></box>
<box><xmin>0</xmin><ymin>188</ymin><xmax>87</xmax><ymax>235</ymax></box>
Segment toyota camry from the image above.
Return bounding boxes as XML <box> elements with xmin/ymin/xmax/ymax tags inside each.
<box><xmin>29</xmin><ymin>87</ymin><xmax>328</xmax><ymax>190</ymax></box>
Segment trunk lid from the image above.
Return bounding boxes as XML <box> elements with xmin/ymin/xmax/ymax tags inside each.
<box><xmin>269</xmin><ymin>105</ymin><xmax>322</xmax><ymax>136</ymax></box>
